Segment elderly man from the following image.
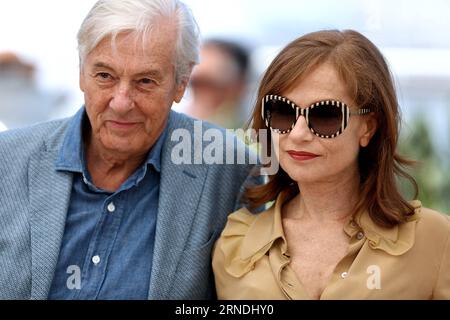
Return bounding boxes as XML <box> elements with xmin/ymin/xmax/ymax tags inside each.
<box><xmin>0</xmin><ymin>0</ymin><xmax>255</xmax><ymax>300</ymax></box>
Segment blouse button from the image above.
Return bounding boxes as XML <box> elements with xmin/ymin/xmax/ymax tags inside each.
<box><xmin>341</xmin><ymin>272</ymin><xmax>348</xmax><ymax>279</ymax></box>
<box><xmin>356</xmin><ymin>231</ymin><xmax>365</xmax><ymax>240</ymax></box>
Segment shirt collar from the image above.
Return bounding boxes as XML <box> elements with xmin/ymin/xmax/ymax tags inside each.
<box><xmin>55</xmin><ymin>107</ymin><xmax>86</xmax><ymax>173</ymax></box>
<box><xmin>240</xmin><ymin>192</ymin><xmax>288</xmax><ymax>260</ymax></box>
<box><xmin>351</xmin><ymin>200</ymin><xmax>421</xmax><ymax>255</ymax></box>
<box><xmin>55</xmin><ymin>106</ymin><xmax>167</xmax><ymax>175</ymax></box>
<box><xmin>241</xmin><ymin>191</ymin><xmax>421</xmax><ymax>260</ymax></box>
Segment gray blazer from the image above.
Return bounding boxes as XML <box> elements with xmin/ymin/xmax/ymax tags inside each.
<box><xmin>0</xmin><ymin>110</ymin><xmax>255</xmax><ymax>300</ymax></box>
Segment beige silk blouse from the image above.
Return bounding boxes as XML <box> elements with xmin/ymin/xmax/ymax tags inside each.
<box><xmin>212</xmin><ymin>192</ymin><xmax>450</xmax><ymax>299</ymax></box>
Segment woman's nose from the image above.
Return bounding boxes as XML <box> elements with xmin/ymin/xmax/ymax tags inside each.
<box><xmin>289</xmin><ymin>115</ymin><xmax>314</xmax><ymax>142</ymax></box>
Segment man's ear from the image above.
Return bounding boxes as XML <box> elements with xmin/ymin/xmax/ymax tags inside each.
<box><xmin>360</xmin><ymin>113</ymin><xmax>377</xmax><ymax>147</ymax></box>
<box><xmin>174</xmin><ymin>78</ymin><xmax>188</xmax><ymax>103</ymax></box>
<box><xmin>174</xmin><ymin>64</ymin><xmax>195</xmax><ymax>103</ymax></box>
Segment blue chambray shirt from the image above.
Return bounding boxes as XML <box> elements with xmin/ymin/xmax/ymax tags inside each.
<box><xmin>48</xmin><ymin>107</ymin><xmax>166</xmax><ymax>300</ymax></box>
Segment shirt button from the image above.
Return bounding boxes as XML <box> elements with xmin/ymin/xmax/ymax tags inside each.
<box><xmin>92</xmin><ymin>255</ymin><xmax>101</xmax><ymax>265</ymax></box>
<box><xmin>107</xmin><ymin>202</ymin><xmax>116</xmax><ymax>213</ymax></box>
<box><xmin>356</xmin><ymin>231</ymin><xmax>365</xmax><ymax>240</ymax></box>
<box><xmin>341</xmin><ymin>272</ymin><xmax>348</xmax><ymax>279</ymax></box>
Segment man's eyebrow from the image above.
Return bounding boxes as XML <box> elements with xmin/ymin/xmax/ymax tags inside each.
<box><xmin>92</xmin><ymin>62</ymin><xmax>114</xmax><ymax>70</ymax></box>
<box><xmin>92</xmin><ymin>62</ymin><xmax>163</xmax><ymax>78</ymax></box>
<box><xmin>134</xmin><ymin>69</ymin><xmax>163</xmax><ymax>79</ymax></box>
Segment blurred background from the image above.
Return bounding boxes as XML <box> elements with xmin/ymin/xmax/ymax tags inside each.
<box><xmin>0</xmin><ymin>0</ymin><xmax>448</xmax><ymax>213</ymax></box>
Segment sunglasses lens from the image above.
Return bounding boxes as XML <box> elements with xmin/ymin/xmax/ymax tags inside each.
<box><xmin>308</xmin><ymin>104</ymin><xmax>343</xmax><ymax>136</ymax></box>
<box><xmin>266</xmin><ymin>99</ymin><xmax>296</xmax><ymax>132</ymax></box>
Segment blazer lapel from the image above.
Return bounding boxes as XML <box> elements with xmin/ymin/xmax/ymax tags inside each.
<box><xmin>148</xmin><ymin>112</ymin><xmax>208</xmax><ymax>299</ymax></box>
<box><xmin>28</xmin><ymin>150</ymin><xmax>72</xmax><ymax>300</ymax></box>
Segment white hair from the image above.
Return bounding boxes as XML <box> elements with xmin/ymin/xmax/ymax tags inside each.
<box><xmin>77</xmin><ymin>0</ymin><xmax>200</xmax><ymax>84</ymax></box>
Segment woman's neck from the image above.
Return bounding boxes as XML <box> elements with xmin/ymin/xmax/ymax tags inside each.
<box><xmin>287</xmin><ymin>169</ymin><xmax>361</xmax><ymax>224</ymax></box>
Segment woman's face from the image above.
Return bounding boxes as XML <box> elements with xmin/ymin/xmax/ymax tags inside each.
<box><xmin>272</xmin><ymin>62</ymin><xmax>376</xmax><ymax>185</ymax></box>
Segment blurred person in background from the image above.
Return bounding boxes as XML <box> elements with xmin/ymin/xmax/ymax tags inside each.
<box><xmin>184</xmin><ymin>39</ymin><xmax>250</xmax><ymax>128</ymax></box>
<box><xmin>0</xmin><ymin>0</ymin><xmax>255</xmax><ymax>300</ymax></box>
<box><xmin>0</xmin><ymin>51</ymin><xmax>65</xmax><ymax>130</ymax></box>
<box><xmin>213</xmin><ymin>30</ymin><xmax>450</xmax><ymax>299</ymax></box>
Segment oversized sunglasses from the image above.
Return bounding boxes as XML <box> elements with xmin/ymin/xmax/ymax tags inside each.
<box><xmin>262</xmin><ymin>94</ymin><xmax>372</xmax><ymax>138</ymax></box>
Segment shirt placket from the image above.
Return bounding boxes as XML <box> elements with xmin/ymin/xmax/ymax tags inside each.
<box><xmin>76</xmin><ymin>192</ymin><xmax>125</xmax><ymax>299</ymax></box>
<box><xmin>320</xmin><ymin>220</ymin><xmax>366</xmax><ymax>299</ymax></box>
<box><xmin>268</xmin><ymin>240</ymin><xmax>309</xmax><ymax>300</ymax></box>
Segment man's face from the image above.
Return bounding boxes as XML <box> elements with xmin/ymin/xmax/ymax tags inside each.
<box><xmin>80</xmin><ymin>24</ymin><xmax>187</xmax><ymax>157</ymax></box>
<box><xmin>189</xmin><ymin>45</ymin><xmax>242</xmax><ymax>110</ymax></box>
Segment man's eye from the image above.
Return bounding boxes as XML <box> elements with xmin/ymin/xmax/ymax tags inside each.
<box><xmin>140</xmin><ymin>78</ymin><xmax>154</xmax><ymax>85</ymax></box>
<box><xmin>137</xmin><ymin>78</ymin><xmax>156</xmax><ymax>90</ymax></box>
<box><xmin>96</xmin><ymin>72</ymin><xmax>112</xmax><ymax>80</ymax></box>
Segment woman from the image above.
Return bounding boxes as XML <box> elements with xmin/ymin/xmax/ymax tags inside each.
<box><xmin>212</xmin><ymin>30</ymin><xmax>450</xmax><ymax>299</ymax></box>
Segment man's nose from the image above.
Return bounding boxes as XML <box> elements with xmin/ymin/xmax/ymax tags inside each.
<box><xmin>289</xmin><ymin>115</ymin><xmax>314</xmax><ymax>142</ymax></box>
<box><xmin>109</xmin><ymin>81</ymin><xmax>134</xmax><ymax>113</ymax></box>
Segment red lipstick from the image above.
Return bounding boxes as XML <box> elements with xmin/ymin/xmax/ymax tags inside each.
<box><xmin>287</xmin><ymin>150</ymin><xmax>319</xmax><ymax>161</ymax></box>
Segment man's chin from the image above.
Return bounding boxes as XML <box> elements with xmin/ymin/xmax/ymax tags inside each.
<box><xmin>96</xmin><ymin>131</ymin><xmax>152</xmax><ymax>156</ymax></box>
<box><xmin>100</xmin><ymin>137</ymin><xmax>138</xmax><ymax>154</ymax></box>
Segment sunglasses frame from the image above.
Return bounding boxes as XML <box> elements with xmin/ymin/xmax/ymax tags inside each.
<box><xmin>262</xmin><ymin>94</ymin><xmax>372</xmax><ymax>138</ymax></box>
